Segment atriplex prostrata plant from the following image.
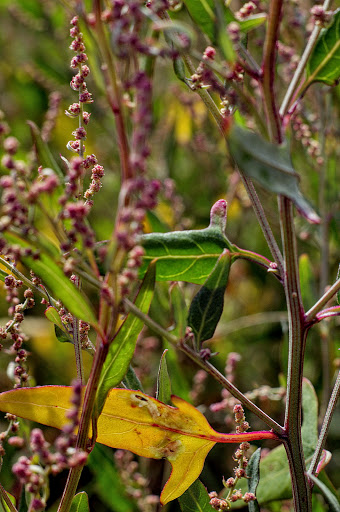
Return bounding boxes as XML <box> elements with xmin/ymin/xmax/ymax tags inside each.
<box><xmin>0</xmin><ymin>1</ymin><xmax>339</xmax><ymax>512</ymax></box>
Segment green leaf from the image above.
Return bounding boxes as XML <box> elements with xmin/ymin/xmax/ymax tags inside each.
<box><xmin>24</xmin><ymin>252</ymin><xmax>97</xmax><ymax>327</ymax></box>
<box><xmin>230</xmin><ymin>379</ymin><xmax>319</xmax><ymax>507</ymax></box>
<box><xmin>96</xmin><ymin>262</ymin><xmax>156</xmax><ymax>415</ymax></box>
<box><xmin>299</xmin><ymin>254</ymin><xmax>317</xmax><ymax>311</ymax></box>
<box><xmin>182</xmin><ymin>0</ymin><xmax>216</xmax><ymax>41</ymax></box>
<box><xmin>305</xmin><ymin>10</ymin><xmax>340</xmax><ymax>87</ymax></box>
<box><xmin>0</xmin><ymin>487</ymin><xmax>17</xmax><ymax>512</ymax></box>
<box><xmin>247</xmin><ymin>448</ymin><xmax>261</xmax><ymax>512</ymax></box>
<box><xmin>309</xmin><ymin>475</ymin><xmax>340</xmax><ymax>512</ymax></box>
<box><xmin>27</xmin><ymin>121</ymin><xmax>64</xmax><ymax>180</ymax></box>
<box><xmin>336</xmin><ymin>264</ymin><xmax>340</xmax><ymax>305</ymax></box>
<box><xmin>238</xmin><ymin>13</ymin><xmax>267</xmax><ymax>32</ymax></box>
<box><xmin>156</xmin><ymin>350</ymin><xmax>172</xmax><ymax>405</ymax></box>
<box><xmin>169</xmin><ymin>282</ymin><xmax>187</xmax><ymax>338</ymax></box>
<box><xmin>70</xmin><ymin>493</ymin><xmax>89</xmax><ymax>512</ymax></box>
<box><xmin>87</xmin><ymin>444</ymin><xmax>135</xmax><ymax>512</ymax></box>
<box><xmin>45</xmin><ymin>306</ymin><xmax>69</xmax><ymax>334</ymax></box>
<box><xmin>140</xmin><ymin>200</ymin><xmax>233</xmax><ymax>285</ymax></box>
<box><xmin>178</xmin><ymin>479</ymin><xmax>213</xmax><ymax>512</ymax></box>
<box><xmin>228</xmin><ymin>124</ymin><xmax>320</xmax><ymax>224</ymax></box>
<box><xmin>122</xmin><ymin>365</ymin><xmax>144</xmax><ymax>391</ymax></box>
<box><xmin>188</xmin><ymin>249</ymin><xmax>231</xmax><ymax>348</ymax></box>
<box><xmin>0</xmin><ymin>268</ymin><xmax>9</xmax><ymax>282</ymax></box>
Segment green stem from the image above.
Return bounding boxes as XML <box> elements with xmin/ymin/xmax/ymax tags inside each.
<box><xmin>305</xmin><ymin>278</ymin><xmax>340</xmax><ymax>323</ymax></box>
<box><xmin>124</xmin><ymin>299</ymin><xmax>284</xmax><ymax>435</ymax></box>
<box><xmin>307</xmin><ymin>369</ymin><xmax>340</xmax><ymax>476</ymax></box>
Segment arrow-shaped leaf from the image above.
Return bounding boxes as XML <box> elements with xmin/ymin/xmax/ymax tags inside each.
<box><xmin>188</xmin><ymin>249</ymin><xmax>231</xmax><ymax>348</ymax></box>
<box><xmin>0</xmin><ymin>386</ymin><xmax>278</xmax><ymax>505</ymax></box>
<box><xmin>305</xmin><ymin>10</ymin><xmax>340</xmax><ymax>88</ymax></box>
<box><xmin>140</xmin><ymin>200</ymin><xmax>234</xmax><ymax>284</ymax></box>
<box><xmin>228</xmin><ymin>124</ymin><xmax>320</xmax><ymax>224</ymax></box>
<box><xmin>96</xmin><ymin>262</ymin><xmax>156</xmax><ymax>415</ymax></box>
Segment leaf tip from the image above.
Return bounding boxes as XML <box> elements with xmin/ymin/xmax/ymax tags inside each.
<box><xmin>209</xmin><ymin>200</ymin><xmax>228</xmax><ymax>232</ymax></box>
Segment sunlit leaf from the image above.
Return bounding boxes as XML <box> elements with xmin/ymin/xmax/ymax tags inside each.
<box><xmin>178</xmin><ymin>479</ymin><xmax>212</xmax><ymax>512</ymax></box>
<box><xmin>70</xmin><ymin>492</ymin><xmax>89</xmax><ymax>512</ymax></box>
<box><xmin>140</xmin><ymin>200</ymin><xmax>234</xmax><ymax>284</ymax></box>
<box><xmin>156</xmin><ymin>350</ymin><xmax>172</xmax><ymax>405</ymax></box>
<box><xmin>305</xmin><ymin>10</ymin><xmax>340</xmax><ymax>87</ymax></box>
<box><xmin>188</xmin><ymin>249</ymin><xmax>231</xmax><ymax>348</ymax></box>
<box><xmin>228</xmin><ymin>125</ymin><xmax>320</xmax><ymax>224</ymax></box>
<box><xmin>182</xmin><ymin>0</ymin><xmax>216</xmax><ymax>41</ymax></box>
<box><xmin>309</xmin><ymin>475</ymin><xmax>340</xmax><ymax>512</ymax></box>
<box><xmin>0</xmin><ymin>387</ymin><xmax>278</xmax><ymax>505</ymax></box>
<box><xmin>96</xmin><ymin>262</ymin><xmax>156</xmax><ymax>415</ymax></box>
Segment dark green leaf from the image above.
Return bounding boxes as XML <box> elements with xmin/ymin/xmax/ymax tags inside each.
<box><xmin>188</xmin><ymin>249</ymin><xmax>231</xmax><ymax>348</ymax></box>
<box><xmin>122</xmin><ymin>365</ymin><xmax>144</xmax><ymax>391</ymax></box>
<box><xmin>70</xmin><ymin>492</ymin><xmax>89</xmax><ymax>512</ymax></box>
<box><xmin>156</xmin><ymin>350</ymin><xmax>172</xmax><ymax>405</ymax></box>
<box><xmin>54</xmin><ymin>325</ymin><xmax>72</xmax><ymax>344</ymax></box>
<box><xmin>247</xmin><ymin>448</ymin><xmax>261</xmax><ymax>512</ymax></box>
<box><xmin>173</xmin><ymin>57</ymin><xmax>187</xmax><ymax>82</ymax></box>
<box><xmin>336</xmin><ymin>264</ymin><xmax>340</xmax><ymax>305</ymax></box>
<box><xmin>96</xmin><ymin>263</ymin><xmax>156</xmax><ymax>415</ymax></box>
<box><xmin>27</xmin><ymin>121</ymin><xmax>64</xmax><ymax>180</ymax></box>
<box><xmin>228</xmin><ymin>124</ymin><xmax>320</xmax><ymax>224</ymax></box>
<box><xmin>178</xmin><ymin>479</ymin><xmax>212</xmax><ymax>512</ymax></box>
<box><xmin>305</xmin><ymin>10</ymin><xmax>340</xmax><ymax>87</ymax></box>
<box><xmin>299</xmin><ymin>254</ymin><xmax>317</xmax><ymax>310</ymax></box>
<box><xmin>140</xmin><ymin>200</ymin><xmax>233</xmax><ymax>285</ymax></box>
<box><xmin>309</xmin><ymin>475</ymin><xmax>340</xmax><ymax>512</ymax></box>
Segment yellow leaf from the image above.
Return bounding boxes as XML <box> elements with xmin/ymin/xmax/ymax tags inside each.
<box><xmin>0</xmin><ymin>387</ymin><xmax>278</xmax><ymax>504</ymax></box>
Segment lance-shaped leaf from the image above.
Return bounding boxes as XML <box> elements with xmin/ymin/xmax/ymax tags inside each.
<box><xmin>0</xmin><ymin>387</ymin><xmax>278</xmax><ymax>505</ymax></box>
<box><xmin>309</xmin><ymin>475</ymin><xmax>340</xmax><ymax>512</ymax></box>
<box><xmin>305</xmin><ymin>10</ymin><xmax>340</xmax><ymax>88</ymax></box>
<box><xmin>140</xmin><ymin>200</ymin><xmax>234</xmax><ymax>285</ymax></box>
<box><xmin>188</xmin><ymin>249</ymin><xmax>231</xmax><ymax>348</ymax></box>
<box><xmin>156</xmin><ymin>350</ymin><xmax>172</xmax><ymax>405</ymax></box>
<box><xmin>228</xmin><ymin>124</ymin><xmax>320</xmax><ymax>224</ymax></box>
<box><xmin>246</xmin><ymin>448</ymin><xmax>261</xmax><ymax>512</ymax></box>
<box><xmin>96</xmin><ymin>262</ymin><xmax>156</xmax><ymax>415</ymax></box>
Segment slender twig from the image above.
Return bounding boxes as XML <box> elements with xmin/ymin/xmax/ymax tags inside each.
<box><xmin>72</xmin><ymin>276</ymin><xmax>85</xmax><ymax>385</ymax></box>
<box><xmin>0</xmin><ymin>482</ymin><xmax>18</xmax><ymax>512</ymax></box>
<box><xmin>279</xmin><ymin>0</ymin><xmax>333</xmax><ymax>117</ymax></box>
<box><xmin>308</xmin><ymin>369</ymin><xmax>340</xmax><ymax>477</ymax></box>
<box><xmin>124</xmin><ymin>298</ymin><xmax>284</xmax><ymax>434</ymax></box>
<box><xmin>305</xmin><ymin>278</ymin><xmax>340</xmax><ymax>323</ymax></box>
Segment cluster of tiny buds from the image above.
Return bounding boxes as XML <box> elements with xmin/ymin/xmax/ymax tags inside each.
<box><xmin>41</xmin><ymin>91</ymin><xmax>61</xmax><ymax>142</ymax></box>
<box><xmin>114</xmin><ymin>450</ymin><xmax>159</xmax><ymax>510</ymax></box>
<box><xmin>236</xmin><ymin>1</ymin><xmax>257</xmax><ymax>19</ymax></box>
<box><xmin>291</xmin><ymin>114</ymin><xmax>324</xmax><ymax>165</ymax></box>
<box><xmin>118</xmin><ymin>245</ymin><xmax>145</xmax><ymax>298</ymax></box>
<box><xmin>209</xmin><ymin>491</ymin><xmax>255</xmax><ymax>510</ymax></box>
<box><xmin>310</xmin><ymin>5</ymin><xmax>332</xmax><ymax>25</ymax></box>
<box><xmin>233</xmin><ymin>403</ymin><xmax>249</xmax><ymax>433</ymax></box>
<box><xmin>227</xmin><ymin>22</ymin><xmax>241</xmax><ymax>44</ymax></box>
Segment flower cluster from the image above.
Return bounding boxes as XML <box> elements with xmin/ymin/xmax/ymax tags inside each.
<box><xmin>12</xmin><ymin>381</ymin><xmax>87</xmax><ymax>512</ymax></box>
<box><xmin>209</xmin><ymin>405</ymin><xmax>255</xmax><ymax>510</ymax></box>
<box><xmin>236</xmin><ymin>1</ymin><xmax>257</xmax><ymax>19</ymax></box>
<box><xmin>114</xmin><ymin>450</ymin><xmax>159</xmax><ymax>511</ymax></box>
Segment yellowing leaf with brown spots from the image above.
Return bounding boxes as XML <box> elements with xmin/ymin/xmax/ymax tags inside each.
<box><xmin>0</xmin><ymin>386</ymin><xmax>278</xmax><ymax>504</ymax></box>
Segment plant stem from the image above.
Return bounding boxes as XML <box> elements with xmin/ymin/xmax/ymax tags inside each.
<box><xmin>307</xmin><ymin>369</ymin><xmax>340</xmax><ymax>477</ymax></box>
<box><xmin>305</xmin><ymin>278</ymin><xmax>340</xmax><ymax>323</ymax></box>
<box><xmin>261</xmin><ymin>0</ymin><xmax>283</xmax><ymax>143</ymax></box>
<box><xmin>72</xmin><ymin>276</ymin><xmax>85</xmax><ymax>385</ymax></box>
<box><xmin>124</xmin><ymin>298</ymin><xmax>284</xmax><ymax>435</ymax></box>
<box><xmin>279</xmin><ymin>0</ymin><xmax>333</xmax><ymax>117</ymax></box>
<box><xmin>57</xmin><ymin>333</ymin><xmax>109</xmax><ymax>512</ymax></box>
<box><xmin>279</xmin><ymin>198</ymin><xmax>311</xmax><ymax>512</ymax></box>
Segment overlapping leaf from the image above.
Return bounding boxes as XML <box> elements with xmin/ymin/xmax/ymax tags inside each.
<box><xmin>188</xmin><ymin>249</ymin><xmax>231</xmax><ymax>348</ymax></box>
<box><xmin>140</xmin><ymin>200</ymin><xmax>234</xmax><ymax>284</ymax></box>
<box><xmin>228</xmin><ymin>125</ymin><xmax>320</xmax><ymax>224</ymax></box>
<box><xmin>0</xmin><ymin>387</ymin><xmax>278</xmax><ymax>505</ymax></box>
<box><xmin>305</xmin><ymin>10</ymin><xmax>340</xmax><ymax>87</ymax></box>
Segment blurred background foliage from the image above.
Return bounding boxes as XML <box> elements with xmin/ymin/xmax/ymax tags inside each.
<box><xmin>0</xmin><ymin>0</ymin><xmax>339</xmax><ymax>511</ymax></box>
